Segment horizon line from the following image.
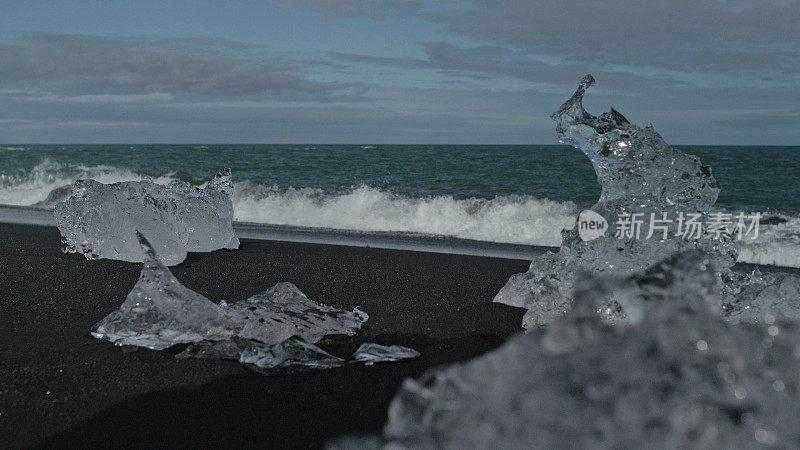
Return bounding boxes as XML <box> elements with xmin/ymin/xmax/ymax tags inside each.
<box><xmin>2</xmin><ymin>143</ymin><xmax>799</xmax><ymax>147</ymax></box>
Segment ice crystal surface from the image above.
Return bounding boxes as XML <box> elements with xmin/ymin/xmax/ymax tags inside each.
<box><xmin>54</xmin><ymin>168</ymin><xmax>239</xmax><ymax>265</ymax></box>
<box><xmin>353</xmin><ymin>343</ymin><xmax>420</xmax><ymax>365</ymax></box>
<box><xmin>364</xmin><ymin>252</ymin><xmax>800</xmax><ymax>448</ymax></box>
<box><xmin>176</xmin><ymin>336</ymin><xmax>253</xmax><ymax>360</ymax></box>
<box><xmin>494</xmin><ymin>75</ymin><xmax>798</xmax><ymax>328</ymax></box>
<box><xmin>239</xmin><ymin>336</ymin><xmax>346</xmax><ymax>372</ymax></box>
<box><xmin>722</xmin><ymin>269</ymin><xmax>800</xmax><ymax>323</ymax></box>
<box><xmin>178</xmin><ymin>336</ymin><xmax>346</xmax><ymax>372</ymax></box>
<box><xmin>91</xmin><ymin>232</ymin><xmax>233</xmax><ymax>350</ymax></box>
<box><xmin>92</xmin><ymin>233</ymin><xmax>367</xmax><ymax>353</ymax></box>
<box><xmin>225</xmin><ymin>282</ymin><xmax>368</xmax><ymax>345</ymax></box>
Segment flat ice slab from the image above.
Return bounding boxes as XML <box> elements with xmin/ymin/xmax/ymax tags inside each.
<box><xmin>353</xmin><ymin>343</ymin><xmax>420</xmax><ymax>365</ymax></box>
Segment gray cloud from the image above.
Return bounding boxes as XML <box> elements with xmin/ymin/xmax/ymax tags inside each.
<box><xmin>443</xmin><ymin>1</ymin><xmax>799</xmax><ymax>78</ymax></box>
<box><xmin>0</xmin><ymin>33</ymin><xmax>358</xmax><ymax>101</ymax></box>
<box><xmin>283</xmin><ymin>0</ymin><xmax>422</xmax><ymax>19</ymax></box>
<box><xmin>299</xmin><ymin>0</ymin><xmax>800</xmax><ymax>80</ymax></box>
<box><xmin>331</xmin><ymin>41</ymin><xmax>687</xmax><ymax>93</ymax></box>
<box><xmin>2</xmin><ymin>1</ymin><xmax>798</xmax><ymax>144</ymax></box>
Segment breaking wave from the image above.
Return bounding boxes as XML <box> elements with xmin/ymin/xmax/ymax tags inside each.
<box><xmin>232</xmin><ymin>181</ymin><xmax>577</xmax><ymax>247</ymax></box>
<box><xmin>1</xmin><ymin>160</ymin><xmax>799</xmax><ymax>267</ymax></box>
<box><xmin>0</xmin><ymin>159</ymin><xmax>177</xmax><ymax>207</ymax></box>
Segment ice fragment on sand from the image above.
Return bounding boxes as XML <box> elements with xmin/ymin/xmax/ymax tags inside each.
<box><xmin>178</xmin><ymin>336</ymin><xmax>344</xmax><ymax>372</ymax></box>
<box><xmin>176</xmin><ymin>337</ymin><xmax>252</xmax><ymax>360</ymax></box>
<box><xmin>54</xmin><ymin>168</ymin><xmax>239</xmax><ymax>266</ymax></box>
<box><xmin>92</xmin><ymin>233</ymin><xmax>367</xmax><ymax>352</ymax></box>
<box><xmin>239</xmin><ymin>336</ymin><xmax>346</xmax><ymax>372</ymax></box>
<box><xmin>366</xmin><ymin>252</ymin><xmax>800</xmax><ymax>448</ymax></box>
<box><xmin>353</xmin><ymin>343</ymin><xmax>420</xmax><ymax>365</ymax></box>
<box><xmin>226</xmin><ymin>282</ymin><xmax>369</xmax><ymax>345</ymax></box>
<box><xmin>91</xmin><ymin>232</ymin><xmax>233</xmax><ymax>350</ymax></box>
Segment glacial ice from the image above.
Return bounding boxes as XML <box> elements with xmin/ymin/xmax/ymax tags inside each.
<box><xmin>494</xmin><ymin>74</ymin><xmax>796</xmax><ymax>328</ymax></box>
<box><xmin>353</xmin><ymin>343</ymin><xmax>421</xmax><ymax>365</ymax></box>
<box><xmin>91</xmin><ymin>232</ymin><xmax>234</xmax><ymax>350</ymax></box>
<box><xmin>54</xmin><ymin>168</ymin><xmax>239</xmax><ymax>266</ymax></box>
<box><xmin>178</xmin><ymin>336</ymin><xmax>346</xmax><ymax>372</ymax></box>
<box><xmin>239</xmin><ymin>336</ymin><xmax>346</xmax><ymax>372</ymax></box>
<box><xmin>722</xmin><ymin>269</ymin><xmax>800</xmax><ymax>323</ymax></box>
<box><xmin>92</xmin><ymin>233</ymin><xmax>368</xmax><ymax>354</ymax></box>
<box><xmin>176</xmin><ymin>336</ymin><xmax>254</xmax><ymax>360</ymax></box>
<box><xmin>359</xmin><ymin>251</ymin><xmax>800</xmax><ymax>448</ymax></box>
<box><xmin>224</xmin><ymin>282</ymin><xmax>368</xmax><ymax>345</ymax></box>
<box><xmin>329</xmin><ymin>75</ymin><xmax>800</xmax><ymax>448</ymax></box>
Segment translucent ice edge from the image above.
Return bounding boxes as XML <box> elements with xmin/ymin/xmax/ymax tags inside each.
<box><xmin>353</xmin><ymin>343</ymin><xmax>421</xmax><ymax>366</ymax></box>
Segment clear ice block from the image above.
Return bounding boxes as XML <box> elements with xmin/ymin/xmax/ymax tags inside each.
<box><xmin>55</xmin><ymin>168</ymin><xmax>239</xmax><ymax>266</ymax></box>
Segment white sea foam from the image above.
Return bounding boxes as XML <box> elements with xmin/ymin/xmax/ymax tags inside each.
<box><xmin>0</xmin><ymin>159</ymin><xmax>175</xmax><ymax>206</ymax></box>
<box><xmin>1</xmin><ymin>160</ymin><xmax>799</xmax><ymax>267</ymax></box>
<box><xmin>232</xmin><ymin>182</ymin><xmax>577</xmax><ymax>247</ymax></box>
<box><xmin>736</xmin><ymin>214</ymin><xmax>800</xmax><ymax>267</ymax></box>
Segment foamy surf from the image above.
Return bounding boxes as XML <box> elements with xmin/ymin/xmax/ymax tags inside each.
<box><xmin>0</xmin><ymin>159</ymin><xmax>176</xmax><ymax>206</ymax></box>
<box><xmin>232</xmin><ymin>182</ymin><xmax>577</xmax><ymax>248</ymax></box>
<box><xmin>1</xmin><ymin>160</ymin><xmax>799</xmax><ymax>268</ymax></box>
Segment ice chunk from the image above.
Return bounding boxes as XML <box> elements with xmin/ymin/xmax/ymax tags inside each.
<box><xmin>177</xmin><ymin>336</ymin><xmax>345</xmax><ymax>372</ymax></box>
<box><xmin>239</xmin><ymin>336</ymin><xmax>346</xmax><ymax>372</ymax></box>
<box><xmin>225</xmin><ymin>282</ymin><xmax>369</xmax><ymax>345</ymax></box>
<box><xmin>333</xmin><ymin>78</ymin><xmax>800</xmax><ymax>448</ymax></box>
<box><xmin>723</xmin><ymin>269</ymin><xmax>800</xmax><ymax>323</ymax></box>
<box><xmin>91</xmin><ymin>231</ymin><xmax>234</xmax><ymax>350</ymax></box>
<box><xmin>181</xmin><ymin>339</ymin><xmax>418</xmax><ymax>373</ymax></box>
<box><xmin>176</xmin><ymin>337</ymin><xmax>252</xmax><ymax>360</ymax></box>
<box><xmin>54</xmin><ymin>168</ymin><xmax>239</xmax><ymax>266</ymax></box>
<box><xmin>495</xmin><ymin>75</ymin><xmax>740</xmax><ymax>327</ymax></box>
<box><xmin>370</xmin><ymin>252</ymin><xmax>800</xmax><ymax>448</ymax></box>
<box><xmin>92</xmin><ymin>233</ymin><xmax>367</xmax><ymax>351</ymax></box>
<box><xmin>353</xmin><ymin>343</ymin><xmax>420</xmax><ymax>365</ymax></box>
<box><xmin>551</xmin><ymin>74</ymin><xmax>720</xmax><ymax>211</ymax></box>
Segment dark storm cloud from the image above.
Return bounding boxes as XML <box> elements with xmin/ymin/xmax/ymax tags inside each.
<box><xmin>0</xmin><ymin>33</ymin><xmax>357</xmax><ymax>100</ymax></box>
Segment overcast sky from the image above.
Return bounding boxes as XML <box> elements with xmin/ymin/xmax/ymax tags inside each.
<box><xmin>1</xmin><ymin>0</ymin><xmax>797</xmax><ymax>144</ymax></box>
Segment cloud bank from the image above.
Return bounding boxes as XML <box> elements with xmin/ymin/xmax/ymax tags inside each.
<box><xmin>0</xmin><ymin>1</ymin><xmax>797</xmax><ymax>144</ymax></box>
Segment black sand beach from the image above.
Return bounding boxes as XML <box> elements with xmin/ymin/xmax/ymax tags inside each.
<box><xmin>0</xmin><ymin>222</ymin><xmax>528</xmax><ymax>448</ymax></box>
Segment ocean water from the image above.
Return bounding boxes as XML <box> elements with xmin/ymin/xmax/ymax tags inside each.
<box><xmin>1</xmin><ymin>144</ymin><xmax>799</xmax><ymax>266</ymax></box>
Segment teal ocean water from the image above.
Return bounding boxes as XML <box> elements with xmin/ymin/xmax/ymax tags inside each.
<box><xmin>2</xmin><ymin>144</ymin><xmax>799</xmax><ymax>210</ymax></box>
<box><xmin>1</xmin><ymin>144</ymin><xmax>799</xmax><ymax>266</ymax></box>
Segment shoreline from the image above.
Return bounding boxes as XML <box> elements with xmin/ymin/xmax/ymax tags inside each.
<box><xmin>0</xmin><ymin>204</ymin><xmax>551</xmax><ymax>261</ymax></box>
<box><xmin>3</xmin><ymin>204</ymin><xmax>796</xmax><ymax>274</ymax></box>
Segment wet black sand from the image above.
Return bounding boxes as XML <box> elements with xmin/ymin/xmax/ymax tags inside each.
<box><xmin>0</xmin><ymin>222</ymin><xmax>528</xmax><ymax>448</ymax></box>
